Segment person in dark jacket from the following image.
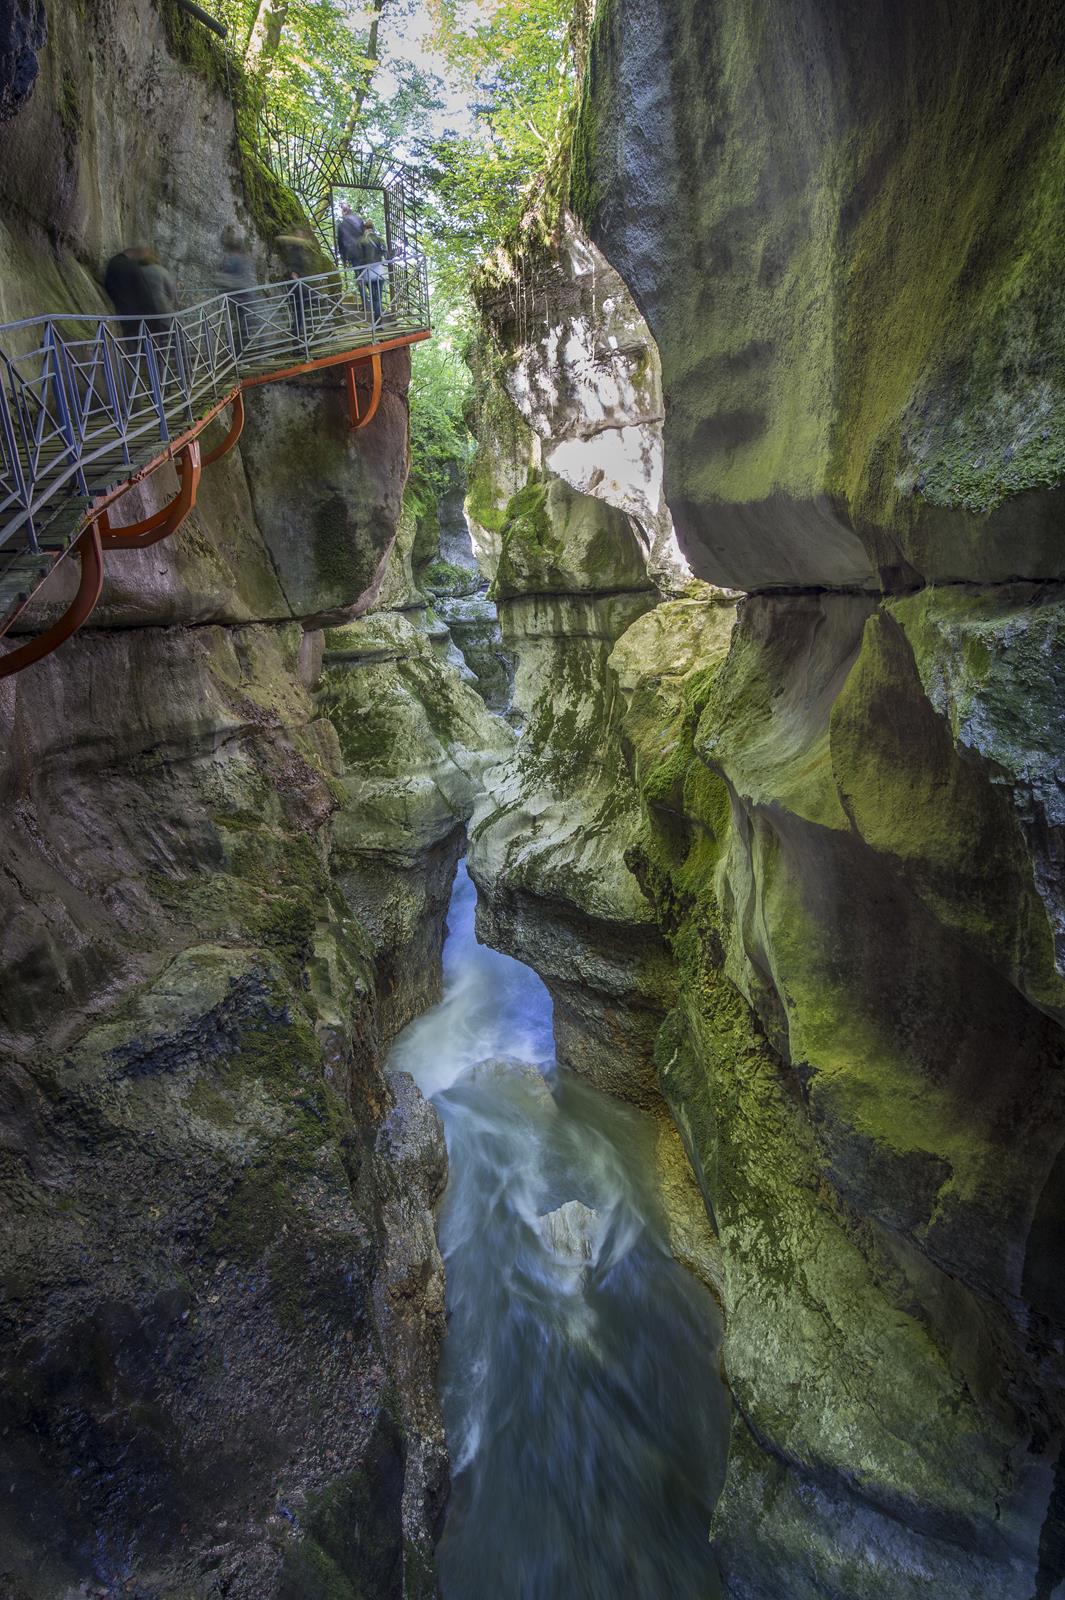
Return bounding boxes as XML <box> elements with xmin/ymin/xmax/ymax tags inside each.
<box><xmin>276</xmin><ymin>227</ymin><xmax>316</xmax><ymax>279</ymax></box>
<box><xmin>141</xmin><ymin>253</ymin><xmax>178</xmax><ymax>318</ymax></box>
<box><xmin>352</xmin><ymin>222</ymin><xmax>387</xmax><ymax>324</ymax></box>
<box><xmin>336</xmin><ymin>203</ymin><xmax>365</xmax><ymax>269</ymax></box>
<box><xmin>275</xmin><ymin>227</ymin><xmax>317</xmax><ymax>346</ymax></box>
<box><xmin>103</xmin><ymin>246</ymin><xmax>157</xmax><ymax>338</ymax></box>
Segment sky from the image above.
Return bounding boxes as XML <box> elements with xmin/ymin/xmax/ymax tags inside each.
<box><xmin>374</xmin><ymin>0</ymin><xmax>481</xmax><ymax>145</ymax></box>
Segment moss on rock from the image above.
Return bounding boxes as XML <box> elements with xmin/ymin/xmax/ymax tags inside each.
<box><xmin>492</xmin><ymin>476</ymin><xmax>653</xmax><ymax>600</ymax></box>
<box><xmin>574</xmin><ymin>0</ymin><xmax>1065</xmax><ymax>588</ymax></box>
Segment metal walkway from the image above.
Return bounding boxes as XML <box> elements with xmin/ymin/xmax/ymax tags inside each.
<box><xmin>0</xmin><ymin>258</ymin><xmax>429</xmax><ymax>678</ymax></box>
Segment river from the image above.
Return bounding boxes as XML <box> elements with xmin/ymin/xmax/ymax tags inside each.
<box><xmin>388</xmin><ymin>860</ymin><xmax>729</xmax><ymax>1599</ymax></box>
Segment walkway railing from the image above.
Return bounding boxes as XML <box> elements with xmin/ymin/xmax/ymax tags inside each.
<box><xmin>0</xmin><ymin>255</ymin><xmax>429</xmax><ymax>559</ymax></box>
<box><xmin>0</xmin><ymin>255</ymin><xmax>430</xmax><ymax>676</ymax></box>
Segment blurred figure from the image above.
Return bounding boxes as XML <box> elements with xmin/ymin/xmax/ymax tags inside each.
<box><xmin>103</xmin><ymin>245</ymin><xmax>156</xmax><ymax>338</ymax></box>
<box><xmin>140</xmin><ymin>250</ymin><xmax>178</xmax><ymax>320</ymax></box>
<box><xmin>353</xmin><ymin>221</ymin><xmax>387</xmax><ymax>324</ymax></box>
<box><xmin>214</xmin><ymin>224</ymin><xmax>255</xmax><ymax>354</ymax></box>
<box><xmin>275</xmin><ymin>226</ymin><xmax>317</xmax><ymax>346</ymax></box>
<box><xmin>336</xmin><ymin>203</ymin><xmax>364</xmax><ymax>269</ymax></box>
<box><xmin>214</xmin><ymin>224</ymin><xmax>254</xmax><ymax>294</ymax></box>
<box><xmin>275</xmin><ymin>225</ymin><xmax>315</xmax><ymax>280</ymax></box>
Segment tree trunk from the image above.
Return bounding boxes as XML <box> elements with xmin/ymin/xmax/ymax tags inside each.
<box><xmin>333</xmin><ymin>0</ymin><xmax>387</xmax><ymax>162</ymax></box>
<box><xmin>244</xmin><ymin>0</ymin><xmax>289</xmax><ymax>69</ymax></box>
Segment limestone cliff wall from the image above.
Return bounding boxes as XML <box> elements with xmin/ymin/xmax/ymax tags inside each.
<box><xmin>574</xmin><ymin>0</ymin><xmax>1065</xmax><ymax>593</ymax></box>
<box><xmin>472</xmin><ymin>210</ymin><xmax>689</xmax><ymax>589</ymax></box>
<box><xmin>469</xmin><ymin>1</ymin><xmax>1065</xmax><ymax>1595</ymax></box>
<box><xmin>0</xmin><ymin>5</ymin><xmax>509</xmax><ymax>1595</ymax></box>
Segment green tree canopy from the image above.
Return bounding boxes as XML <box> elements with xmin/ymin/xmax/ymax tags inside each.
<box><xmin>195</xmin><ymin>0</ymin><xmax>582</xmax><ymax>495</ymax></box>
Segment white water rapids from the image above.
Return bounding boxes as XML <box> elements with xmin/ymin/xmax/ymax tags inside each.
<box><xmin>388</xmin><ymin>861</ymin><xmax>729</xmax><ymax>1598</ymax></box>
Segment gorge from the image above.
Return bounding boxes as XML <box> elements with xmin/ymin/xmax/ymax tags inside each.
<box><xmin>1</xmin><ymin>1</ymin><xmax>1063</xmax><ymax>1598</ymax></box>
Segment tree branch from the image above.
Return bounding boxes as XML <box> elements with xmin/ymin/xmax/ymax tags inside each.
<box><xmin>335</xmin><ymin>0</ymin><xmax>388</xmax><ymax>160</ymax></box>
<box><xmin>244</xmin><ymin>0</ymin><xmax>290</xmax><ymax>68</ymax></box>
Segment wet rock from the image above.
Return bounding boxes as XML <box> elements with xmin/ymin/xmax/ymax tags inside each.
<box><xmin>0</xmin><ymin>2</ymin><xmax>473</xmax><ymax>1592</ymax></box>
<box><xmin>536</xmin><ymin>1199</ymin><xmax>601</xmax><ymax>1265</ymax></box>
<box><xmin>575</xmin><ymin>0</ymin><xmax>1065</xmax><ymax>589</ymax></box>
<box><xmin>0</xmin><ymin>0</ymin><xmax>46</xmax><ymax>124</ymax></box>
<box><xmin>472</xmin><ymin>210</ymin><xmax>689</xmax><ymax>592</ymax></box>
<box><xmin>468</xmin><ymin>1056</ymin><xmax>556</xmax><ymax>1110</ymax></box>
<box><xmin>651</xmin><ymin>1117</ymin><xmax>724</xmax><ymax>1301</ymax></box>
<box><xmin>375</xmin><ymin>1073</ymin><xmax>450</xmax><ymax>1573</ymax></box>
<box><xmin>468</xmin><ymin>2</ymin><xmax>1065</xmax><ymax>1588</ymax></box>
<box><xmin>469</xmin><ymin>564</ymin><xmax>672</xmax><ymax>1109</ymax></box>
<box><xmin>319</xmin><ymin>609</ymin><xmax>513</xmax><ymax>1041</ymax></box>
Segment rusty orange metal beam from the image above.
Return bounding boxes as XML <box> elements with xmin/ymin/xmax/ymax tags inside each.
<box><xmin>0</xmin><ymin>329</ymin><xmax>428</xmax><ymax>678</ymax></box>
<box><xmin>202</xmin><ymin>392</ymin><xmax>246</xmax><ymax>466</ymax></box>
<box><xmin>77</xmin><ymin>389</ymin><xmax>239</xmax><ymax>530</ymax></box>
<box><xmin>241</xmin><ymin>329</ymin><xmax>428</xmax><ymax>390</ymax></box>
<box><xmin>345</xmin><ymin>353</ymin><xmax>383</xmax><ymax>431</ymax></box>
<box><xmin>98</xmin><ymin>442</ymin><xmax>202</xmax><ymax>549</ymax></box>
<box><xmin>0</xmin><ymin>521</ymin><xmax>104</xmax><ymax>681</ymax></box>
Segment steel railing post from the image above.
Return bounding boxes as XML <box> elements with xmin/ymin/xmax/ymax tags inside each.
<box><xmin>140</xmin><ymin>325</ymin><xmax>171</xmax><ymax>444</ymax></box>
<box><xmin>44</xmin><ymin>323</ymin><xmax>84</xmax><ymax>497</ymax></box>
<box><xmin>222</xmin><ymin>295</ymin><xmax>239</xmax><ymax>384</ymax></box>
<box><xmin>171</xmin><ymin>317</ymin><xmax>194</xmax><ymax>424</ymax></box>
<box><xmin>0</xmin><ymin>248</ymin><xmax>432</xmax><ymax>581</ymax></box>
<box><xmin>54</xmin><ymin>333</ymin><xmax>91</xmax><ymax>497</ymax></box>
<box><xmin>99</xmin><ymin>326</ymin><xmax>132</xmax><ymax>467</ymax></box>
<box><xmin>0</xmin><ymin>362</ymin><xmax>32</xmax><ymax>551</ymax></box>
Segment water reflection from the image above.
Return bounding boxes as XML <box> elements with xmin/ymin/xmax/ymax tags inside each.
<box><xmin>388</xmin><ymin>862</ymin><xmax>728</xmax><ymax>1599</ymax></box>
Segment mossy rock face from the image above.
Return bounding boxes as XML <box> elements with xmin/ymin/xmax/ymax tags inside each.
<box><xmin>239</xmin><ymin>351</ymin><xmax>413</xmax><ymax>626</ymax></box>
<box><xmin>463</xmin><ymin>358</ymin><xmax>542</xmax><ymax>576</ymax></box>
<box><xmin>319</xmin><ymin>608</ymin><xmax>513</xmax><ymax>1039</ymax></box>
<box><xmin>276</xmin><ymin>1408</ymin><xmax>405</xmax><ymax>1600</ymax></box>
<box><xmin>418</xmin><ymin>557</ymin><xmax>483</xmax><ymax>599</ymax></box>
<box><xmin>492</xmin><ymin>476</ymin><xmax>654</xmax><ymax>600</ymax></box>
<box><xmin>436</xmin><ymin>592</ymin><xmax>513</xmax><ymax>712</ymax></box>
<box><xmin>605</xmin><ymin>586</ymin><xmax>1065</xmax><ymax>1597</ymax></box>
<box><xmin>0</xmin><ymin>5</ymin><xmax>456</xmax><ymax>1592</ymax></box>
<box><xmin>0</xmin><ymin>0</ymin><xmax>387</xmax><ymax>637</ymax></box>
<box><xmin>0</xmin><ymin>0</ymin><xmax>46</xmax><ymax>123</ymax></box>
<box><xmin>469</xmin><ymin>574</ymin><xmax>670</xmax><ymax>1104</ymax></box>
<box><xmin>831</xmin><ymin>589</ymin><xmax>1065</xmax><ymax>1019</ymax></box>
<box><xmin>575</xmin><ymin>0</ymin><xmax>1065</xmax><ymax>588</ymax></box>
<box><xmin>0</xmin><ymin>615</ymin><xmax>452</xmax><ymax>1597</ymax></box>
<box><xmin>472</xmin><ymin>564</ymin><xmax>1065</xmax><ymax>1592</ymax></box>
<box><xmin>473</xmin><ymin>212</ymin><xmax>690</xmax><ymax>592</ymax></box>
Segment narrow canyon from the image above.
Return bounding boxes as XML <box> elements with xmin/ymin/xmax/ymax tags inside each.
<box><xmin>0</xmin><ymin>1</ymin><xmax>1062</xmax><ymax>1597</ymax></box>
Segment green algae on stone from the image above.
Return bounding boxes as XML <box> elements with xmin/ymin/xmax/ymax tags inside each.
<box><xmin>831</xmin><ymin>598</ymin><xmax>1064</xmax><ymax>1017</ymax></box>
<box><xmin>419</xmin><ymin>557</ymin><xmax>482</xmax><ymax>598</ymax></box>
<box><xmin>493</xmin><ymin>476</ymin><xmax>653</xmax><ymax>600</ymax></box>
<box><xmin>596</xmin><ymin>578</ymin><xmax>1065</xmax><ymax>1593</ymax></box>
<box><xmin>573</xmin><ymin>0</ymin><xmax>1065</xmax><ymax>588</ymax></box>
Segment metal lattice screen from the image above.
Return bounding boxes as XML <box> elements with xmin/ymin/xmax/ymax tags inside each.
<box><xmin>253</xmin><ymin>107</ymin><xmax>423</xmax><ymax>266</ymax></box>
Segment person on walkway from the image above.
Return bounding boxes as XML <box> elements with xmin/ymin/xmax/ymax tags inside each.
<box><xmin>276</xmin><ymin>226</ymin><xmax>316</xmax><ymax>279</ymax></box>
<box><xmin>353</xmin><ymin>221</ymin><xmax>387</xmax><ymax>324</ymax></box>
<box><xmin>103</xmin><ymin>246</ymin><xmax>158</xmax><ymax>338</ymax></box>
<box><xmin>336</xmin><ymin>203</ymin><xmax>365</xmax><ymax>269</ymax></box>
<box><xmin>275</xmin><ymin>226</ymin><xmax>317</xmax><ymax>347</ymax></box>
<box><xmin>215</xmin><ymin>225</ymin><xmax>254</xmax><ymax>294</ymax></box>
<box><xmin>214</xmin><ymin>224</ymin><xmax>255</xmax><ymax>355</ymax></box>
<box><xmin>141</xmin><ymin>252</ymin><xmax>179</xmax><ymax>319</ymax></box>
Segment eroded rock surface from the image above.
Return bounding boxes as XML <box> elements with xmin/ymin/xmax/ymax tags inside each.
<box><xmin>0</xmin><ymin>3</ymin><xmax>504</xmax><ymax>1594</ymax></box>
<box><xmin>469</xmin><ymin>477</ymin><xmax>670</xmax><ymax>1106</ymax></box>
<box><xmin>467</xmin><ymin>2</ymin><xmax>1065</xmax><ymax>1593</ymax></box>
<box><xmin>574</xmin><ymin>0</ymin><xmax>1065</xmax><ymax>592</ymax></box>
<box><xmin>536</xmin><ymin>1198</ymin><xmax>602</xmax><ymax>1265</ymax></box>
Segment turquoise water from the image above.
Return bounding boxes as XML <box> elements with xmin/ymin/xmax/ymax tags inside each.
<box><xmin>388</xmin><ymin>862</ymin><xmax>729</xmax><ymax>1599</ymax></box>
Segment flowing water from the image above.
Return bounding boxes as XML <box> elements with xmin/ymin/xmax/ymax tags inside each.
<box><xmin>388</xmin><ymin>861</ymin><xmax>729</xmax><ymax>1599</ymax></box>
